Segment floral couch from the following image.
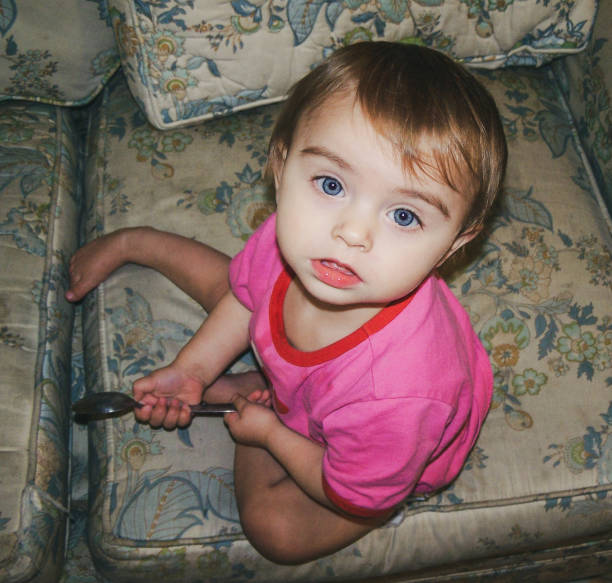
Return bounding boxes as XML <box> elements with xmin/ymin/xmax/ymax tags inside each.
<box><xmin>0</xmin><ymin>1</ymin><xmax>611</xmax><ymax>582</ymax></box>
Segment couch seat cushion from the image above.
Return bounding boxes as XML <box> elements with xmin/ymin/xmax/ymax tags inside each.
<box><xmin>0</xmin><ymin>101</ymin><xmax>80</xmax><ymax>582</ymax></box>
<box><xmin>81</xmin><ymin>66</ymin><xmax>612</xmax><ymax>582</ymax></box>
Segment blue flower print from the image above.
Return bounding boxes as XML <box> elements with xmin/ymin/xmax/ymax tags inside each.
<box><xmin>105</xmin><ymin>288</ymin><xmax>194</xmax><ymax>383</ymax></box>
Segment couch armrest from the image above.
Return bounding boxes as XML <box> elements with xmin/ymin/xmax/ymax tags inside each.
<box><xmin>554</xmin><ymin>2</ymin><xmax>611</xmax><ymax>215</ymax></box>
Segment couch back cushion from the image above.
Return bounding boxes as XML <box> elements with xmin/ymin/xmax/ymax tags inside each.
<box><xmin>0</xmin><ymin>0</ymin><xmax>119</xmax><ymax>106</ymax></box>
<box><xmin>108</xmin><ymin>0</ymin><xmax>597</xmax><ymax>129</ymax></box>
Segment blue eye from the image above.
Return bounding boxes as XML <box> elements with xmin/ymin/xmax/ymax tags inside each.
<box><xmin>392</xmin><ymin>208</ymin><xmax>419</xmax><ymax>228</ymax></box>
<box><xmin>316</xmin><ymin>176</ymin><xmax>343</xmax><ymax>197</ymax></box>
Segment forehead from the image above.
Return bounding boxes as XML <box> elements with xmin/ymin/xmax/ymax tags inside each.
<box><xmin>294</xmin><ymin>95</ymin><xmax>400</xmax><ymax>174</ymax></box>
<box><xmin>291</xmin><ymin>95</ymin><xmax>470</xmax><ymax>221</ymax></box>
<box><xmin>295</xmin><ymin>93</ymin><xmax>468</xmax><ymax>188</ymax></box>
<box><xmin>295</xmin><ymin>95</ymin><xmax>462</xmax><ymax>188</ymax></box>
<box><xmin>294</xmin><ymin>93</ymin><xmax>397</xmax><ymax>164</ymax></box>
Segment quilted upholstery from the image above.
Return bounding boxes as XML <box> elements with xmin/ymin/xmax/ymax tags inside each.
<box><xmin>0</xmin><ymin>2</ymin><xmax>610</xmax><ymax>582</ymax></box>
<box><xmin>72</xmin><ymin>63</ymin><xmax>612</xmax><ymax>581</ymax></box>
<box><xmin>108</xmin><ymin>0</ymin><xmax>597</xmax><ymax>128</ymax></box>
<box><xmin>0</xmin><ymin>102</ymin><xmax>81</xmax><ymax>582</ymax></box>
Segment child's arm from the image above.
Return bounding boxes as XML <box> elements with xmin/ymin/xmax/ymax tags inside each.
<box><xmin>134</xmin><ymin>289</ymin><xmax>252</xmax><ymax>428</ymax></box>
<box><xmin>225</xmin><ymin>394</ymin><xmax>333</xmax><ymax>510</ymax></box>
<box><xmin>66</xmin><ymin>227</ymin><xmax>230</xmax><ymax>311</ymax></box>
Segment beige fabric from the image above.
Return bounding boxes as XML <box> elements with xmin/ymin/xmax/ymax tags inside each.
<box><xmin>107</xmin><ymin>0</ymin><xmax>597</xmax><ymax>129</ymax></box>
<box><xmin>80</xmin><ymin>62</ymin><xmax>612</xmax><ymax>581</ymax></box>
<box><xmin>0</xmin><ymin>103</ymin><xmax>80</xmax><ymax>581</ymax></box>
<box><xmin>0</xmin><ymin>1</ymin><xmax>119</xmax><ymax>106</ymax></box>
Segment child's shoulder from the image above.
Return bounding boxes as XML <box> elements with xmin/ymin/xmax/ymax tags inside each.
<box><xmin>248</xmin><ymin>212</ymin><xmax>277</xmax><ymax>247</ymax></box>
<box><xmin>411</xmin><ymin>273</ymin><xmax>477</xmax><ymax>338</ymax></box>
<box><xmin>229</xmin><ymin>213</ymin><xmax>281</xmax><ymax>306</ymax></box>
<box><xmin>368</xmin><ymin>274</ymin><xmax>490</xmax><ymax>402</ymax></box>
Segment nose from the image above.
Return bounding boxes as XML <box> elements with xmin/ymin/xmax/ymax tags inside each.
<box><xmin>332</xmin><ymin>211</ymin><xmax>373</xmax><ymax>252</ymax></box>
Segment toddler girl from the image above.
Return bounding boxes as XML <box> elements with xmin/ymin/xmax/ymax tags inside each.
<box><xmin>67</xmin><ymin>41</ymin><xmax>507</xmax><ymax>564</ymax></box>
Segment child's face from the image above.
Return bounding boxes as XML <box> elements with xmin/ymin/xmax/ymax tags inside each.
<box><xmin>273</xmin><ymin>94</ymin><xmax>478</xmax><ymax>309</ymax></box>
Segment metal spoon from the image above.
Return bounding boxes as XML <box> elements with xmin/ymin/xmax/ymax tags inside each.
<box><xmin>72</xmin><ymin>391</ymin><xmax>236</xmax><ymax>417</ymax></box>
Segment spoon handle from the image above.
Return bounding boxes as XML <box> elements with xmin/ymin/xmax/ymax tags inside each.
<box><xmin>190</xmin><ymin>402</ymin><xmax>237</xmax><ymax>414</ymax></box>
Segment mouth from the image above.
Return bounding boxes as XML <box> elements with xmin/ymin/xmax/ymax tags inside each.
<box><xmin>311</xmin><ymin>259</ymin><xmax>362</xmax><ymax>289</ymax></box>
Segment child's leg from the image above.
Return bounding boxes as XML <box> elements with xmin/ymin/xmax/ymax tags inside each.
<box><xmin>66</xmin><ymin>226</ymin><xmax>231</xmax><ymax>312</ymax></box>
<box><xmin>233</xmin><ymin>444</ymin><xmax>390</xmax><ymax>564</ymax></box>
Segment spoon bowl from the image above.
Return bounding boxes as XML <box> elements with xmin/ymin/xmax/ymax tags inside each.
<box><xmin>72</xmin><ymin>391</ymin><xmax>236</xmax><ymax>418</ymax></box>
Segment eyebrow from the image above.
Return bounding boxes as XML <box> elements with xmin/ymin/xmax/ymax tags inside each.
<box><xmin>300</xmin><ymin>146</ymin><xmax>353</xmax><ymax>171</ymax></box>
<box><xmin>398</xmin><ymin>188</ymin><xmax>451</xmax><ymax>219</ymax></box>
<box><xmin>300</xmin><ymin>145</ymin><xmax>451</xmax><ymax>220</ymax></box>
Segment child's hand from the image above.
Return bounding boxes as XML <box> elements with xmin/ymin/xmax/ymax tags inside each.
<box><xmin>133</xmin><ymin>364</ymin><xmax>204</xmax><ymax>429</ymax></box>
<box><xmin>224</xmin><ymin>390</ymin><xmax>279</xmax><ymax>447</ymax></box>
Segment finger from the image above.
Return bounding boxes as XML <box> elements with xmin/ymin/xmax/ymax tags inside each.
<box><xmin>177</xmin><ymin>403</ymin><xmax>193</xmax><ymax>428</ymax></box>
<box><xmin>134</xmin><ymin>403</ymin><xmax>152</xmax><ymax>423</ymax></box>
<box><xmin>149</xmin><ymin>397</ymin><xmax>168</xmax><ymax>428</ymax></box>
<box><xmin>223</xmin><ymin>408</ymin><xmax>239</xmax><ymax>426</ymax></box>
<box><xmin>133</xmin><ymin>375</ymin><xmax>156</xmax><ymax>401</ymax></box>
<box><xmin>163</xmin><ymin>399</ymin><xmax>181</xmax><ymax>429</ymax></box>
<box><xmin>135</xmin><ymin>391</ymin><xmax>162</xmax><ymax>422</ymax></box>
<box><xmin>223</xmin><ymin>414</ymin><xmax>242</xmax><ymax>440</ymax></box>
<box><xmin>138</xmin><ymin>393</ymin><xmax>158</xmax><ymax>407</ymax></box>
<box><xmin>231</xmin><ymin>393</ymin><xmax>248</xmax><ymax>411</ymax></box>
<box><xmin>133</xmin><ymin>394</ymin><xmax>156</xmax><ymax>424</ymax></box>
<box><xmin>224</xmin><ymin>394</ymin><xmax>248</xmax><ymax>427</ymax></box>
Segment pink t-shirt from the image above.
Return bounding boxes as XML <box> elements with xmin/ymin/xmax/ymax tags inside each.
<box><xmin>229</xmin><ymin>214</ymin><xmax>492</xmax><ymax>517</ymax></box>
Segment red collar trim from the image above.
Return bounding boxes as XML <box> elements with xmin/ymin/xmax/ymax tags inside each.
<box><xmin>269</xmin><ymin>268</ymin><xmax>414</xmax><ymax>367</ymax></box>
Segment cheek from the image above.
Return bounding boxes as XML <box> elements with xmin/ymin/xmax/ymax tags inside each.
<box><xmin>375</xmin><ymin>236</ymin><xmax>445</xmax><ymax>280</ymax></box>
<box><xmin>275</xmin><ymin>204</ymin><xmax>310</xmax><ymax>258</ymax></box>
<box><xmin>277</xmin><ymin>188</ymin><xmax>328</xmax><ymax>234</ymax></box>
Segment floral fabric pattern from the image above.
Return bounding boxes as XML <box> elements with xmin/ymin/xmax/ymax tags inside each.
<box><xmin>0</xmin><ymin>101</ymin><xmax>81</xmax><ymax>581</ymax></box>
<box><xmin>71</xmin><ymin>53</ymin><xmax>612</xmax><ymax>580</ymax></box>
<box><xmin>1</xmin><ymin>3</ymin><xmax>610</xmax><ymax>582</ymax></box>
<box><xmin>108</xmin><ymin>0</ymin><xmax>597</xmax><ymax>129</ymax></box>
<box><xmin>554</xmin><ymin>0</ymin><xmax>612</xmax><ymax>214</ymax></box>
<box><xmin>0</xmin><ymin>0</ymin><xmax>119</xmax><ymax>106</ymax></box>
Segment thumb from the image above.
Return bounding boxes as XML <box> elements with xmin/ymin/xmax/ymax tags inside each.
<box><xmin>231</xmin><ymin>393</ymin><xmax>248</xmax><ymax>412</ymax></box>
<box><xmin>133</xmin><ymin>373</ymin><xmax>157</xmax><ymax>401</ymax></box>
<box><xmin>224</xmin><ymin>394</ymin><xmax>247</xmax><ymax>424</ymax></box>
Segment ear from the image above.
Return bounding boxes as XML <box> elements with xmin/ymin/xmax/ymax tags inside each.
<box><xmin>436</xmin><ymin>226</ymin><xmax>482</xmax><ymax>268</ymax></box>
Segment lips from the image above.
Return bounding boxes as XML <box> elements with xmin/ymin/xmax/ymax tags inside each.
<box><xmin>311</xmin><ymin>259</ymin><xmax>362</xmax><ymax>288</ymax></box>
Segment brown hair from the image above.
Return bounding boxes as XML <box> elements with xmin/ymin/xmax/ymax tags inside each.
<box><xmin>267</xmin><ymin>41</ymin><xmax>507</xmax><ymax>231</ymax></box>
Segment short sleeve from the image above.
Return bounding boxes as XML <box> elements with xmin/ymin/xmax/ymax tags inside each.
<box><xmin>229</xmin><ymin>213</ymin><xmax>278</xmax><ymax>311</ymax></box>
<box><xmin>321</xmin><ymin>398</ymin><xmax>452</xmax><ymax>517</ymax></box>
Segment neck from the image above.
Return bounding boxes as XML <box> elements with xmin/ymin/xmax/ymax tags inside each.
<box><xmin>283</xmin><ymin>278</ymin><xmax>385</xmax><ymax>352</ymax></box>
